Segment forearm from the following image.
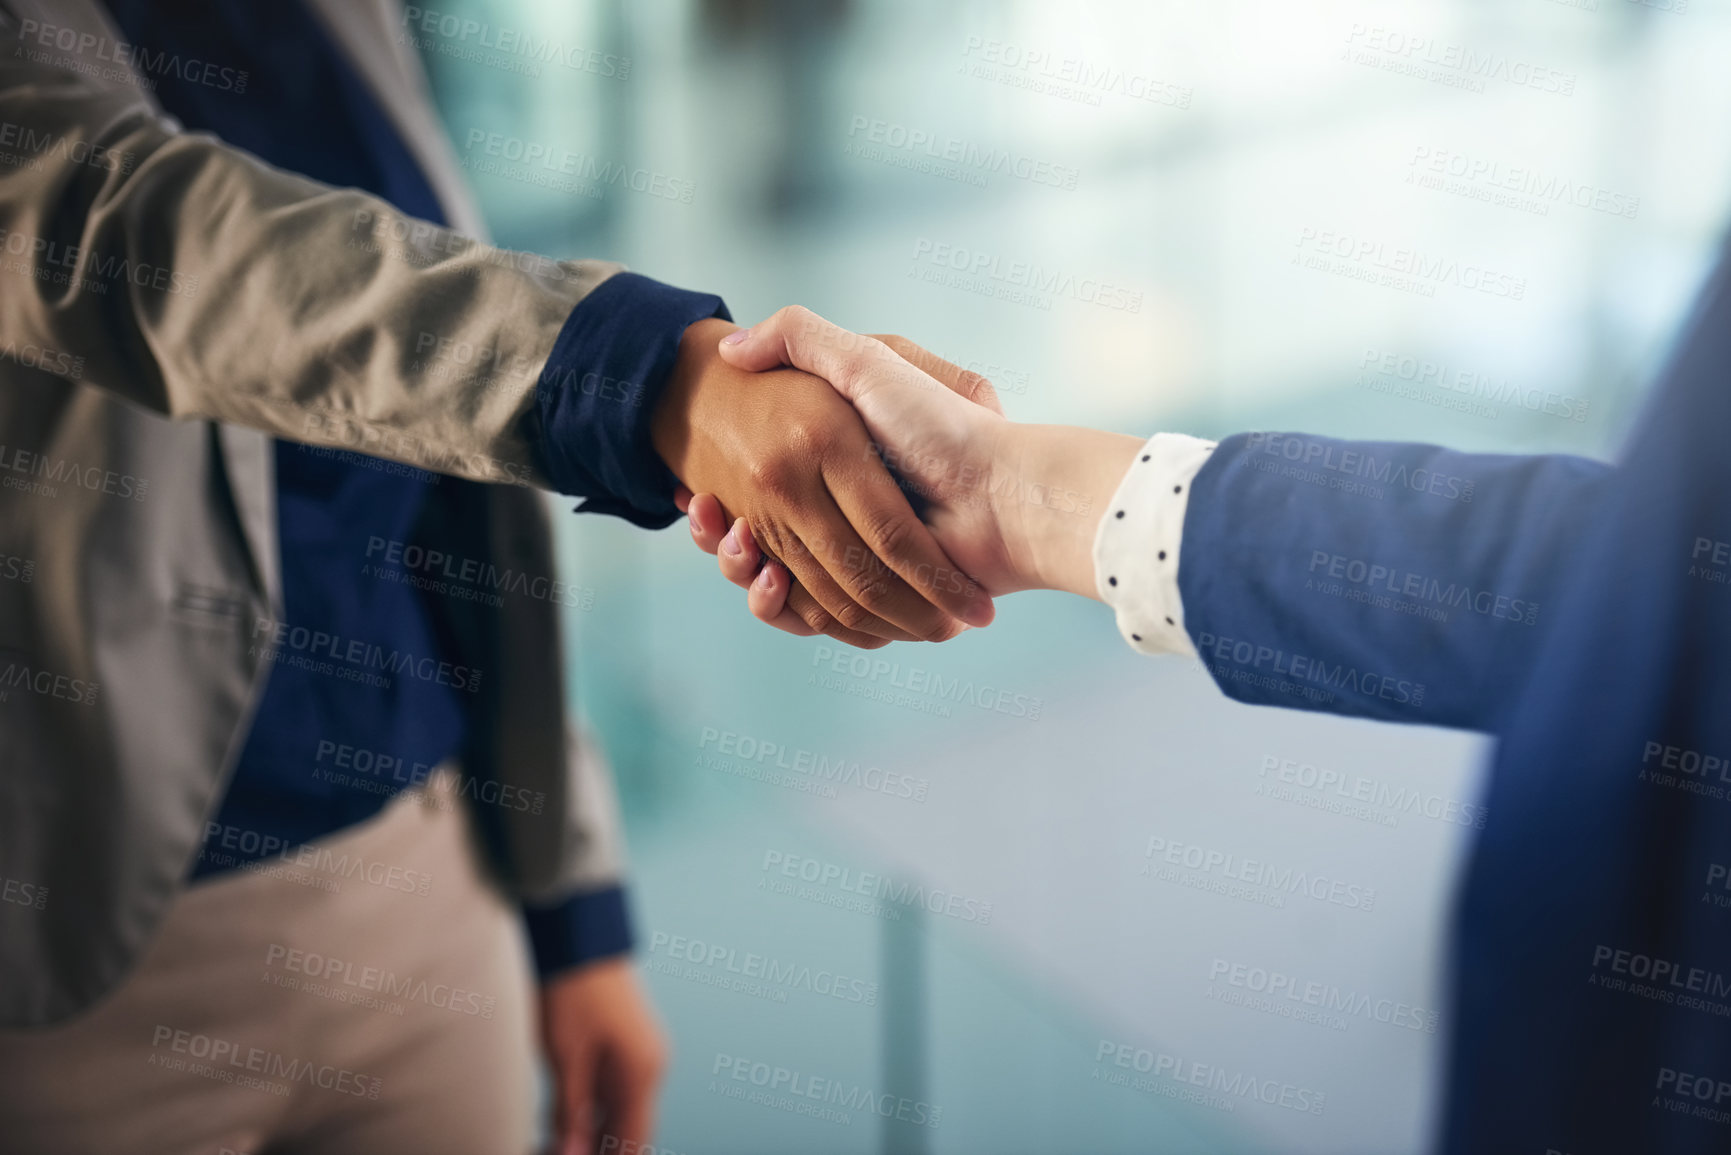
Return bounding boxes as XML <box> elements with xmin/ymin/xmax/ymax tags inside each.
<box><xmin>1179</xmin><ymin>432</ymin><xmax>1613</xmax><ymax>731</ymax></box>
<box><xmin>993</xmin><ymin>423</ymin><xmax>1143</xmax><ymax>599</ymax></box>
<box><xmin>0</xmin><ymin>15</ymin><xmax>623</xmax><ymax>487</ymax></box>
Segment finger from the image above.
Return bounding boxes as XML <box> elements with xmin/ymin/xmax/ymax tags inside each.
<box><xmin>719</xmin><ymin>519</ymin><xmax>849</xmax><ymax>639</ymax></box>
<box><xmin>599</xmin><ymin>1056</ymin><xmax>658</xmax><ymax>1155</ymax></box>
<box><xmin>821</xmin><ymin>452</ymin><xmax>994</xmax><ymax>634</ymax></box>
<box><xmin>747</xmin><ymin>561</ymin><xmax>814</xmax><ymax>635</ymax></box>
<box><xmin>780</xmin><ymin>578</ymin><xmax>888</xmax><ymax>648</ymax></box>
<box><xmin>717</xmin><ymin>517</ymin><xmax>762</xmax><ymax>588</ymax></box>
<box><xmin>768</xmin><ymin>510</ymin><xmax>927</xmax><ymax>644</ymax></box>
<box><xmin>717</xmin><ymin>305</ymin><xmax>908</xmax><ymax>407</ymax></box>
<box><xmin>869</xmin><ymin>333</ymin><xmax>1004</xmax><ymax>415</ymax></box>
<box><xmin>554</xmin><ymin>1048</ymin><xmax>598</xmax><ymax>1155</ymax></box>
<box><xmin>786</xmin><ymin>483</ymin><xmax>986</xmax><ymax>641</ymax></box>
<box><xmin>673</xmin><ymin>484</ymin><xmax>694</xmax><ymax>513</ymax></box>
<box><xmin>687</xmin><ymin>492</ymin><xmax>729</xmax><ymax>555</ymax></box>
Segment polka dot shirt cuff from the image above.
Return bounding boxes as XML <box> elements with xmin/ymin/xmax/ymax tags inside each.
<box><xmin>1092</xmin><ymin>432</ymin><xmax>1217</xmax><ymax>657</ymax></box>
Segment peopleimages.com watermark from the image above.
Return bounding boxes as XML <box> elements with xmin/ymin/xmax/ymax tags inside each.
<box><xmin>958</xmin><ymin>37</ymin><xmax>1193</xmax><ymax>110</ymax></box>
<box><xmin>908</xmin><ymin>237</ymin><xmax>1143</xmax><ymax>314</ymax></box>
<box><xmin>0</xmin><ymin>441</ymin><xmax>147</xmax><ymax>502</ymax></box>
<box><xmin>460</xmin><ymin>129</ymin><xmax>694</xmax><ymax>205</ymax></box>
<box><xmin>1654</xmin><ymin>1065</ymin><xmax>1731</xmax><ymax>1127</ymax></box>
<box><xmin>844</xmin><ymin>114</ymin><xmax>1079</xmax><ymax>191</ymax></box>
<box><xmin>1254</xmin><ymin>753</ymin><xmax>1488</xmax><ymax>830</ymax></box>
<box><xmin>262</xmin><ymin>943</ymin><xmax>496</xmax><ymax>1020</ymax></box>
<box><xmin>1357</xmin><ymin>347</ymin><xmax>1589</xmax><ymax>424</ymax></box>
<box><xmin>308</xmin><ymin>739</ymin><xmax>546</xmax><ymax>816</ymax></box>
<box><xmin>196</xmin><ymin>821</ymin><xmax>434</xmax><ymax>898</ymax></box>
<box><xmin>710</xmin><ymin>1053</ymin><xmax>942</xmax><ymax>1129</ymax></box>
<box><xmin>696</xmin><ymin>727</ymin><xmax>930</xmax><ymax>803</ymax></box>
<box><xmin>0</xmin><ymin>120</ymin><xmax>135</xmax><ymax>177</ymax></box>
<box><xmin>646</xmin><ymin>929</ymin><xmax>879</xmax><ymax>1008</ymax></box>
<box><xmin>295</xmin><ymin>400</ymin><xmax>533</xmax><ymax>489</ymax></box>
<box><xmin>345</xmin><ymin>208</ymin><xmax>573</xmax><ymax>292</ymax></box>
<box><xmin>1205</xmin><ymin>956</ymin><xmax>1440</xmax><ymax>1034</ymax></box>
<box><xmin>1690</xmin><ymin>536</ymin><xmax>1730</xmax><ymax>591</ymax></box>
<box><xmin>0</xmin><ymin>655</ymin><xmax>99</xmax><ymax>707</ymax></box>
<box><xmin>1588</xmin><ymin>944</ymin><xmax>1731</xmax><ymax>1021</ymax></box>
<box><xmin>1304</xmin><ymin>548</ymin><xmax>1540</xmax><ymax>628</ymax></box>
<box><xmin>250</xmin><ymin>617</ymin><xmax>483</xmax><ymax>694</ymax></box>
<box><xmin>1341</xmin><ymin>23</ymin><xmax>1576</xmax><ymax>98</ymax></box>
<box><xmin>1242</xmin><ymin>432</ymin><xmax>1476</xmax><ymax>505</ymax></box>
<box><xmin>410</xmin><ymin>328</ymin><xmax>537</xmax><ymax>396</ymax></box>
<box><xmin>1141</xmin><ymin>835</ymin><xmax>1377</xmax><ymax>912</ymax></box>
<box><xmin>1292</xmin><ymin>226</ymin><xmax>1526</xmax><ymax>303</ymax></box>
<box><xmin>808</xmin><ymin>642</ymin><xmax>1044</xmax><ymax>721</ymax></box>
<box><xmin>0</xmin><ymin>336</ymin><xmax>85</xmax><ymax>381</ymax></box>
<box><xmin>13</xmin><ymin>18</ymin><xmax>249</xmax><ymax>93</ymax></box>
<box><xmin>148</xmin><ymin>1025</ymin><xmax>379</xmax><ymax>1100</ymax></box>
<box><xmin>871</xmin><ymin>441</ymin><xmax>1093</xmax><ymax>520</ymax></box>
<box><xmin>1638</xmin><ymin>739</ymin><xmax>1731</xmax><ymax>803</ymax></box>
<box><xmin>1196</xmin><ymin>627</ymin><xmax>1427</xmax><ymax>712</ymax></box>
<box><xmin>362</xmin><ymin>536</ymin><xmax>595</xmax><ymax>612</ymax></box>
<box><xmin>1093</xmin><ymin>1038</ymin><xmax>1326</xmax><ymax>1116</ymax></box>
<box><xmin>1</xmin><ymin>874</ymin><xmax>48</xmax><ymax>912</ymax></box>
<box><xmin>397</xmin><ymin>7</ymin><xmax>629</xmax><ymax>80</ymax></box>
<box><xmin>0</xmin><ymin>224</ymin><xmax>200</xmax><ymax>299</ymax></box>
<box><xmin>758</xmin><ymin>850</ymin><xmax>993</xmax><ymax>925</ymax></box>
<box><xmin>1406</xmin><ymin>145</ymin><xmax>1638</xmax><ymax>221</ymax></box>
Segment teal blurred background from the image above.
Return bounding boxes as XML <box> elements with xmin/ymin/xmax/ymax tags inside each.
<box><xmin>415</xmin><ymin>1</ymin><xmax>1731</xmax><ymax>1151</ymax></box>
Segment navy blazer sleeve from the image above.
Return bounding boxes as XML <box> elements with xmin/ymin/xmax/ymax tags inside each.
<box><xmin>1178</xmin><ymin>431</ymin><xmax>1612</xmax><ymax>732</ymax></box>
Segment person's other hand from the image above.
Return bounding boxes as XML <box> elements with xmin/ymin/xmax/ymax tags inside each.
<box><xmin>653</xmin><ymin>317</ymin><xmax>994</xmax><ymax>647</ymax></box>
<box><xmin>539</xmin><ymin>958</ymin><xmax>667</xmax><ymax>1155</ymax></box>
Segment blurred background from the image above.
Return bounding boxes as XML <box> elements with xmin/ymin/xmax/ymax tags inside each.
<box><xmin>415</xmin><ymin>1</ymin><xmax>1731</xmax><ymax>1151</ymax></box>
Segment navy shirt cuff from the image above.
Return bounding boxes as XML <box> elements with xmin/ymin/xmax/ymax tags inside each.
<box><xmin>531</xmin><ymin>271</ymin><xmax>730</xmax><ymax>529</ymax></box>
<box><xmin>521</xmin><ymin>885</ymin><xmax>635</xmax><ymax>978</ymax></box>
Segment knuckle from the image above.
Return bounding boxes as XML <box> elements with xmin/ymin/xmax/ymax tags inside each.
<box><xmin>918</xmin><ymin>617</ymin><xmax>958</xmax><ymax>644</ymax></box>
<box><xmin>746</xmin><ymin>455</ymin><xmax>796</xmax><ymax>496</ymax></box>
<box><xmin>955</xmin><ymin>368</ymin><xmax>993</xmax><ymax>400</ymax></box>
<box><xmin>795</xmin><ymin>599</ymin><xmax>835</xmax><ymax>635</ymax></box>
<box><xmin>784</xmin><ymin>420</ymin><xmax>836</xmax><ymax>459</ymax></box>
<box><xmin>867</xmin><ymin>510</ymin><xmax>913</xmax><ymax>559</ymax></box>
<box><xmin>832</xmin><ymin>598</ymin><xmax>876</xmax><ymax>632</ymax></box>
<box><xmin>847</xmin><ymin>575</ymin><xmax>895</xmax><ymax>615</ymax></box>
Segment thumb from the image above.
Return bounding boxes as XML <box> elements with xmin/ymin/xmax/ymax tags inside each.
<box><xmin>716</xmin><ymin>304</ymin><xmax>900</xmax><ymax>404</ymax></box>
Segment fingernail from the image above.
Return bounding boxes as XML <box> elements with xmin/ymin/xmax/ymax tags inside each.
<box><xmin>721</xmin><ymin>519</ymin><xmax>744</xmax><ymax>557</ymax></box>
<box><xmin>721</xmin><ymin>327</ymin><xmax>751</xmax><ymax>345</ymax></box>
<box><xmin>753</xmin><ymin>567</ymin><xmax>775</xmax><ymax>592</ymax></box>
<box><xmin>688</xmin><ymin>509</ymin><xmax>700</xmax><ymax>536</ymax></box>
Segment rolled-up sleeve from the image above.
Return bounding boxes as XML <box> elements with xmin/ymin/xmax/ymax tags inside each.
<box><xmin>530</xmin><ymin>272</ymin><xmax>730</xmax><ymax>529</ymax></box>
<box><xmin>521</xmin><ymin>885</ymin><xmax>635</xmax><ymax>977</ymax></box>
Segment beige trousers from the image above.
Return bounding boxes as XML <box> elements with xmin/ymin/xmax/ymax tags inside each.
<box><xmin>0</xmin><ymin>771</ymin><xmax>539</xmax><ymax>1155</ymax></box>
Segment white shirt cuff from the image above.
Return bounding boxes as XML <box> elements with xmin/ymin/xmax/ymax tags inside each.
<box><xmin>1091</xmin><ymin>433</ymin><xmax>1217</xmax><ymax>657</ymax></box>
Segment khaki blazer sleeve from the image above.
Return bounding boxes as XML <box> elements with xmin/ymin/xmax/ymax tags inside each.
<box><xmin>0</xmin><ymin>0</ymin><xmax>621</xmax><ymax>487</ymax></box>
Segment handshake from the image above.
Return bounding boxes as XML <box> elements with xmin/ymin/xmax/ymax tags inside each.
<box><xmin>650</xmin><ymin>306</ymin><xmax>1149</xmax><ymax>647</ymax></box>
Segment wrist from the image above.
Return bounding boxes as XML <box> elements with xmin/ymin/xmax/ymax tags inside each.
<box><xmin>993</xmin><ymin>424</ymin><xmax>1143</xmax><ymax>599</ymax></box>
<box><xmin>649</xmin><ymin>316</ymin><xmax>741</xmax><ymax>481</ymax></box>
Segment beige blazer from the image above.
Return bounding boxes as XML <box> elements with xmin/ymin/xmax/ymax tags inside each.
<box><xmin>0</xmin><ymin>0</ymin><xmax>633</xmax><ymax>1025</ymax></box>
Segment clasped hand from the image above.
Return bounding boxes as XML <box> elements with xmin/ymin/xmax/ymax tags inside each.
<box><xmin>659</xmin><ymin>306</ymin><xmax>1143</xmax><ymax>642</ymax></box>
